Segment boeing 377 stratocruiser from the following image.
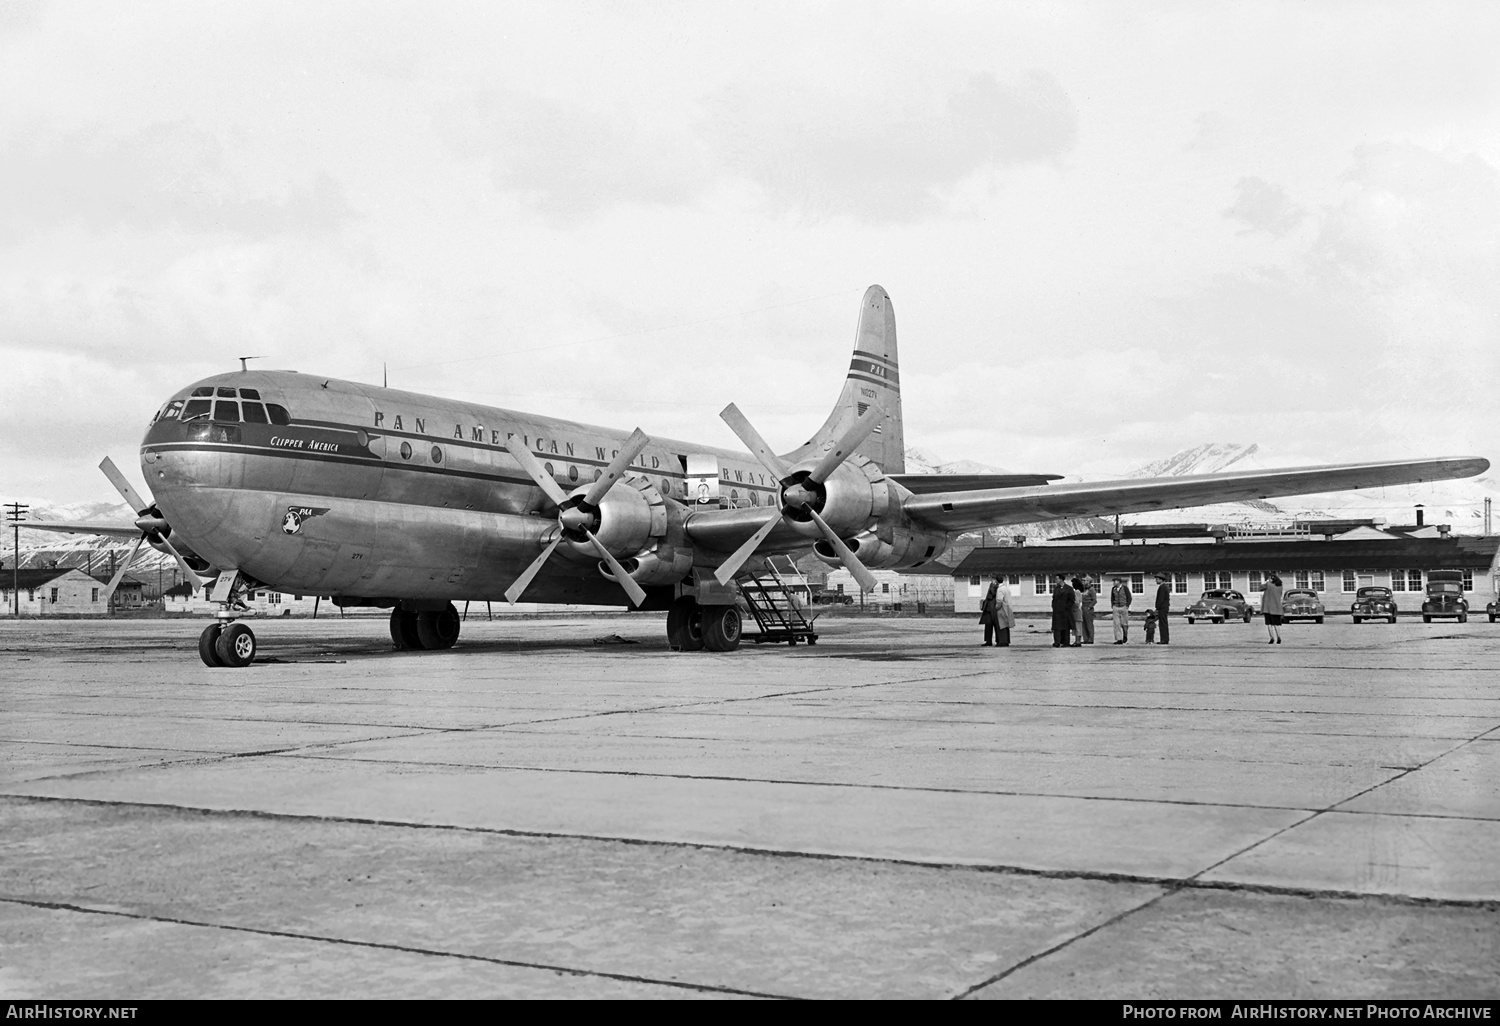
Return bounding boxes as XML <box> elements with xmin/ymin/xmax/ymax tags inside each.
<box><xmin>28</xmin><ymin>285</ymin><xmax>1490</xmax><ymax>666</ymax></box>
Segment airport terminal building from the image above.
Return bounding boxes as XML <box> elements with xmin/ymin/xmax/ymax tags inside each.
<box><xmin>951</xmin><ymin>522</ymin><xmax>1500</xmax><ymax>615</ymax></box>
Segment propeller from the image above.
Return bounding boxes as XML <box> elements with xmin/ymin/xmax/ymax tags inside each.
<box><xmin>98</xmin><ymin>456</ymin><xmax>206</xmax><ymax>603</ymax></box>
<box><xmin>712</xmin><ymin>405</ymin><xmax>880</xmax><ymax>591</ymax></box>
<box><xmin>503</xmin><ymin>429</ymin><xmax>653</xmax><ymax>607</ymax></box>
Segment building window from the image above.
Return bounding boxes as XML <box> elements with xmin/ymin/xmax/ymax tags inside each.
<box><xmin>1008</xmin><ymin>574</ymin><xmax>1020</xmax><ymax>585</ymax></box>
<box><xmin>91</xmin><ymin>588</ymin><xmax>99</xmax><ymax>602</ymax></box>
<box><xmin>881</xmin><ymin>583</ymin><xmax>889</xmax><ymax>594</ymax></box>
<box><xmin>1204</xmin><ymin>571</ymin><xmax>1231</xmax><ymax>590</ymax></box>
<box><xmin>50</xmin><ymin>588</ymin><xmax>59</xmax><ymax>603</ymax></box>
<box><xmin>269</xmin><ymin>593</ymin><xmax>281</xmax><ymax>605</ymax></box>
<box><xmin>1035</xmin><ymin>576</ymin><xmax>1049</xmax><ymax>595</ymax></box>
<box><xmin>1462</xmin><ymin>569</ymin><xmax>1474</xmax><ymax>592</ymax></box>
<box><xmin>969</xmin><ymin>576</ymin><xmax>981</xmax><ymax>586</ymax></box>
<box><xmin>1173</xmin><ymin>572</ymin><xmax>1188</xmax><ymax>594</ymax></box>
<box><xmin>835</xmin><ymin>583</ymin><xmax>844</xmax><ymax>594</ymax></box>
<box><xmin>1392</xmin><ymin>570</ymin><xmax>1422</xmax><ymax>592</ymax></box>
<box><xmin>1248</xmin><ymin>571</ymin><xmax>1263</xmax><ymax>592</ymax></box>
<box><xmin>1342</xmin><ymin>570</ymin><xmax>1357</xmax><ymax>593</ymax></box>
<box><xmin>1311</xmin><ymin>571</ymin><xmax>1325</xmax><ymax>592</ymax></box>
<box><xmin>1130</xmin><ymin>574</ymin><xmax>1143</xmax><ymax>594</ymax></box>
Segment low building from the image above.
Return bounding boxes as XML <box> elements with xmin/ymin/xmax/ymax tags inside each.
<box><xmin>952</xmin><ymin>530</ymin><xmax>1500</xmax><ymax>616</ymax></box>
<box><xmin>0</xmin><ymin>567</ymin><xmax>110</xmax><ymax>617</ymax></box>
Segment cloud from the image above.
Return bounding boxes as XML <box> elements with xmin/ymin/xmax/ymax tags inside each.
<box><xmin>433</xmin><ymin>69</ymin><xmax>1078</xmax><ymax>224</ymax></box>
<box><xmin>706</xmin><ymin>70</ymin><xmax>1078</xmax><ymax>220</ymax></box>
<box><xmin>1223</xmin><ymin>176</ymin><xmax>1306</xmax><ymax>237</ymax></box>
<box><xmin>0</xmin><ymin>121</ymin><xmax>355</xmax><ymax>244</ymax></box>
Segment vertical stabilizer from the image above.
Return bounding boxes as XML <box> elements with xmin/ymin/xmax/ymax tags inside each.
<box><xmin>788</xmin><ymin>284</ymin><xmax>905</xmax><ymax>474</ymax></box>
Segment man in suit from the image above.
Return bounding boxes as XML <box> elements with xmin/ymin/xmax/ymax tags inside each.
<box><xmin>1051</xmin><ymin>574</ymin><xmax>1075</xmax><ymax>647</ymax></box>
<box><xmin>1154</xmin><ymin>572</ymin><xmax>1173</xmax><ymax>646</ymax></box>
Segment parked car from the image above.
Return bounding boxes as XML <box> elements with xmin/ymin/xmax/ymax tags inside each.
<box><xmin>812</xmin><ymin>592</ymin><xmax>855</xmax><ymax>605</ymax></box>
<box><xmin>1280</xmin><ymin>589</ymin><xmax>1325</xmax><ymax>623</ymax></box>
<box><xmin>1185</xmin><ymin>589</ymin><xmax>1253</xmax><ymax>623</ymax></box>
<box><xmin>1421</xmin><ymin>570</ymin><xmax>1469</xmax><ymax>623</ymax></box>
<box><xmin>1351</xmin><ymin>586</ymin><xmax>1398</xmax><ymax>624</ymax></box>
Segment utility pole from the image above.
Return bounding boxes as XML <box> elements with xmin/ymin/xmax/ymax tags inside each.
<box><xmin>5</xmin><ymin>503</ymin><xmax>28</xmax><ymax>618</ymax></box>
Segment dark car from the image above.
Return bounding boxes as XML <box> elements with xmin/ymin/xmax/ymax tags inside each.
<box><xmin>1351</xmin><ymin>586</ymin><xmax>1398</xmax><ymax>624</ymax></box>
<box><xmin>1421</xmin><ymin>571</ymin><xmax>1468</xmax><ymax>623</ymax></box>
<box><xmin>1280</xmin><ymin>589</ymin><xmax>1325</xmax><ymax>623</ymax></box>
<box><xmin>1185</xmin><ymin>589</ymin><xmax>1253</xmax><ymax>623</ymax></box>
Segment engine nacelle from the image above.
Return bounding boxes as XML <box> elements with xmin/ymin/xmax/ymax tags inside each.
<box><xmin>564</xmin><ymin>475</ymin><xmax>661</xmax><ymax>559</ymax></box>
<box><xmin>586</xmin><ymin>479</ymin><xmax>695</xmax><ymax>588</ymax></box>
<box><xmin>814</xmin><ymin>521</ymin><xmax>950</xmax><ymax>571</ymax></box>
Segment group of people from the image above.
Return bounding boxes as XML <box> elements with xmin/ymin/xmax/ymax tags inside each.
<box><xmin>979</xmin><ymin>570</ymin><xmax>1292</xmax><ymax>647</ymax></box>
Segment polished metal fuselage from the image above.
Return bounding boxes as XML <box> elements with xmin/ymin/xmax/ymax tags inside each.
<box><xmin>143</xmin><ymin>371</ymin><xmax>812</xmax><ymax>605</ymax></box>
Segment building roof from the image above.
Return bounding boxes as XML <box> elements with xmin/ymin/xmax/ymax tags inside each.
<box><xmin>953</xmin><ymin>536</ymin><xmax>1500</xmax><ymax>576</ymax></box>
<box><xmin>0</xmin><ymin>567</ymin><xmax>92</xmax><ymax>588</ymax></box>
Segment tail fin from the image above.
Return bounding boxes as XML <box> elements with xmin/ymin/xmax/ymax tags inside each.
<box><xmin>790</xmin><ymin>284</ymin><xmax>906</xmax><ymax>474</ymax></box>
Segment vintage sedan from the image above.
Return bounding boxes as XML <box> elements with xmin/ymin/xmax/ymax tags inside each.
<box><xmin>1351</xmin><ymin>586</ymin><xmax>1398</xmax><ymax>623</ymax></box>
<box><xmin>1421</xmin><ymin>571</ymin><xmax>1469</xmax><ymax>623</ymax></box>
<box><xmin>1280</xmin><ymin>589</ymin><xmax>1325</xmax><ymax>623</ymax></box>
<box><xmin>1185</xmin><ymin>589</ymin><xmax>1253</xmax><ymax>623</ymax></box>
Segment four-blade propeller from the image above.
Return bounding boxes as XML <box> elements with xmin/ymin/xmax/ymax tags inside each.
<box><xmin>712</xmin><ymin>405</ymin><xmax>879</xmax><ymax>591</ymax></box>
<box><xmin>503</xmin><ymin>429</ymin><xmax>653</xmax><ymax>606</ymax></box>
<box><xmin>98</xmin><ymin>457</ymin><xmax>206</xmax><ymax>603</ymax></box>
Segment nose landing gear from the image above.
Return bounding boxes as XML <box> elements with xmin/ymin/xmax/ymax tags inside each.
<box><xmin>197</xmin><ymin>570</ymin><xmax>260</xmax><ymax>668</ymax></box>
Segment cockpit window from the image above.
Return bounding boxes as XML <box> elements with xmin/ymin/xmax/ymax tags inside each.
<box><xmin>239</xmin><ymin>388</ymin><xmax>261</xmax><ymax>400</ymax></box>
<box><xmin>241</xmin><ymin>402</ymin><xmax>268</xmax><ymax>424</ymax></box>
<box><xmin>181</xmin><ymin>399</ymin><xmax>212</xmax><ymax>421</ymax></box>
<box><xmin>266</xmin><ymin>403</ymin><xmax>291</xmax><ymax>426</ymax></box>
<box><xmin>191</xmin><ymin>387</ymin><xmax>213</xmax><ymax>397</ymax></box>
<box><xmin>213</xmin><ymin>400</ymin><xmax>239</xmax><ymax>421</ymax></box>
<box><xmin>216</xmin><ymin>386</ymin><xmax>237</xmax><ymax>398</ymax></box>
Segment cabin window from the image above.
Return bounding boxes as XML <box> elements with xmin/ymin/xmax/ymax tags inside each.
<box><xmin>181</xmin><ymin>399</ymin><xmax>211</xmax><ymax>421</ymax></box>
<box><xmin>749</xmin><ymin>490</ymin><xmax>759</xmax><ymax>506</ymax></box>
<box><xmin>266</xmin><ymin>404</ymin><xmax>292</xmax><ymax>425</ymax></box>
<box><xmin>568</xmin><ymin>465</ymin><xmax>579</xmax><ymax>482</ymax></box>
<box><xmin>217</xmin><ymin>386</ymin><xmax>237</xmax><ymax>398</ymax></box>
<box><xmin>241</xmin><ymin>402</ymin><xmax>268</xmax><ymax>424</ymax></box>
<box><xmin>240</xmin><ymin>388</ymin><xmax>261</xmax><ymax>400</ymax></box>
<box><xmin>399</xmin><ymin>441</ymin><xmax>412</xmax><ymax>460</ymax></box>
<box><xmin>431</xmin><ymin>446</ymin><xmax>443</xmax><ymax>464</ymax></box>
<box><xmin>543</xmin><ymin>461</ymin><xmax>553</xmax><ymax>476</ymax></box>
<box><xmin>213</xmin><ymin>401</ymin><xmax>239</xmax><ymax>421</ymax></box>
<box><xmin>729</xmin><ymin>489</ymin><xmax>740</xmax><ymax>507</ymax></box>
<box><xmin>191</xmin><ymin>386</ymin><xmax>213</xmax><ymax>397</ymax></box>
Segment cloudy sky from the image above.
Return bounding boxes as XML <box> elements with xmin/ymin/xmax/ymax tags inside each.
<box><xmin>2</xmin><ymin>0</ymin><xmax>1496</xmax><ymax>509</ymax></box>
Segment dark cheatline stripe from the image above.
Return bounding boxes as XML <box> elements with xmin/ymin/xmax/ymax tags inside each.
<box><xmin>846</xmin><ymin>370</ymin><xmax>898</xmax><ymax>391</ymax></box>
<box><xmin>851</xmin><ymin>349</ymin><xmax>898</xmax><ymax>371</ymax></box>
<box><xmin>846</xmin><ymin>359</ymin><xmax>900</xmax><ymax>384</ymax></box>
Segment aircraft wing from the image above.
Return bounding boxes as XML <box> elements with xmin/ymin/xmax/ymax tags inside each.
<box><xmin>901</xmin><ymin>457</ymin><xmax>1491</xmax><ymax>533</ymax></box>
<box><xmin>888</xmin><ymin>473</ymin><xmax>1063</xmax><ymax>494</ymax></box>
<box><xmin>21</xmin><ymin>520</ymin><xmax>141</xmax><ymax>540</ymax></box>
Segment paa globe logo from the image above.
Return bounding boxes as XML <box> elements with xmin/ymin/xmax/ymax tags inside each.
<box><xmin>281</xmin><ymin>506</ymin><xmax>330</xmax><ymax>535</ymax></box>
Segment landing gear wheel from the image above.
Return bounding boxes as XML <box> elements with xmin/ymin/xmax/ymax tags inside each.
<box><xmin>416</xmin><ymin>603</ymin><xmax>461</xmax><ymax>649</ymax></box>
<box><xmin>215</xmin><ymin>622</ymin><xmax>257</xmax><ymax>667</ymax></box>
<box><xmin>390</xmin><ymin>608</ymin><xmax>422</xmax><ymax>650</ymax></box>
<box><xmin>666</xmin><ymin>596</ymin><xmax>704</xmax><ymax>652</ymax></box>
<box><xmin>702</xmin><ymin>604</ymin><xmax>743</xmax><ymax>652</ymax></box>
<box><xmin>198</xmin><ymin>623</ymin><xmax>226</xmax><ymax>667</ymax></box>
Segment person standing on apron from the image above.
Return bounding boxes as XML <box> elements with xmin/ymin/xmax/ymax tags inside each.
<box><xmin>1261</xmin><ymin>573</ymin><xmax>1284</xmax><ymax>644</ymax></box>
<box><xmin>1079</xmin><ymin>576</ymin><xmax>1097</xmax><ymax>644</ymax></box>
<box><xmin>1110</xmin><ymin>576</ymin><xmax>1132</xmax><ymax>644</ymax></box>
<box><xmin>1154</xmin><ymin>573</ymin><xmax>1173</xmax><ymax>646</ymax></box>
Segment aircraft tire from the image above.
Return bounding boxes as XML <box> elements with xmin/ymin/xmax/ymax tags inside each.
<box><xmin>215</xmin><ymin>623</ymin><xmax>256</xmax><ymax>668</ymax></box>
<box><xmin>701</xmin><ymin>605</ymin><xmax>743</xmax><ymax>652</ymax></box>
<box><xmin>390</xmin><ymin>608</ymin><xmax>422</xmax><ymax>650</ymax></box>
<box><xmin>198</xmin><ymin>623</ymin><xmax>226</xmax><ymax>667</ymax></box>
<box><xmin>666</xmin><ymin>597</ymin><xmax>705</xmax><ymax>652</ymax></box>
<box><xmin>416</xmin><ymin>604</ymin><xmax>460</xmax><ymax>650</ymax></box>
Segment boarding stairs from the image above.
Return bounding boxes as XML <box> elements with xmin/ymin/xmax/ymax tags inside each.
<box><xmin>742</xmin><ymin>555</ymin><xmax>819</xmax><ymax>646</ymax></box>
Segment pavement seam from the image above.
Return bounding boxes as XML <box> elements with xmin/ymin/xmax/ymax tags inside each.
<box><xmin>4</xmin><ymin>794</ymin><xmax>1495</xmax><ymax>911</ymax></box>
<box><xmin>0</xmin><ymin>896</ymin><xmax>794</xmax><ymax>1000</ymax></box>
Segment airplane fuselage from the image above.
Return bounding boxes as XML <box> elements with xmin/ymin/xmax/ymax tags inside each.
<box><xmin>142</xmin><ymin>370</ymin><xmax>815</xmax><ymax>606</ymax></box>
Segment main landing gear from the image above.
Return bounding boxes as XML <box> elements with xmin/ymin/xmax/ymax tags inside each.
<box><xmin>198</xmin><ymin>620</ymin><xmax>257</xmax><ymax>667</ymax></box>
<box><xmin>390</xmin><ymin>602</ymin><xmax>461</xmax><ymax>651</ymax></box>
<box><xmin>667</xmin><ymin>596</ymin><xmax>742</xmax><ymax>652</ymax></box>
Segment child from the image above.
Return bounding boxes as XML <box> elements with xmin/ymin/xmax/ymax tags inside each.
<box><xmin>1144</xmin><ymin>608</ymin><xmax>1158</xmax><ymax>644</ymax></box>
